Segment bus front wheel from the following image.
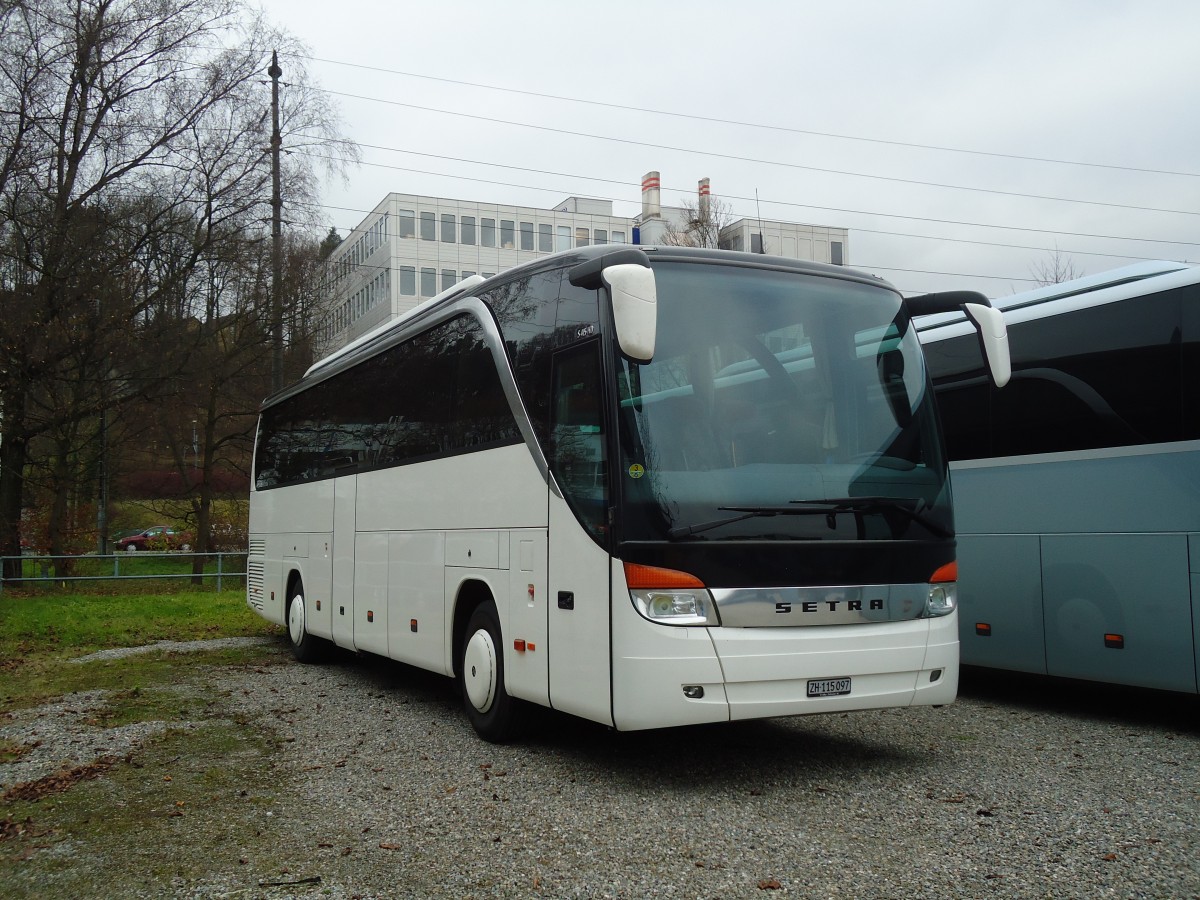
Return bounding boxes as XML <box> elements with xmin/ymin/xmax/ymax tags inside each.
<box><xmin>460</xmin><ymin>602</ymin><xmax>521</xmax><ymax>742</ymax></box>
<box><xmin>286</xmin><ymin>581</ymin><xmax>325</xmax><ymax>663</ymax></box>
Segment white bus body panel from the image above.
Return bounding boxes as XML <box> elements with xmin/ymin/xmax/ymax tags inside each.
<box><xmin>504</xmin><ymin>530</ymin><xmax>549</xmax><ymax>706</ymax></box>
<box><xmin>249</xmin><ymin>479</ymin><xmax>335</xmax><ymax>633</ymax></box>
<box><xmin>547</xmin><ymin>491</ymin><xmax>613</xmax><ymax>726</ymax></box>
<box><xmin>387</xmin><ymin>530</ymin><xmax>449</xmax><ymax>675</ymax></box>
<box><xmin>331</xmin><ymin>477</ymin><xmax>357</xmax><ymax>649</ymax></box>
<box><xmin>355</xmin><ymin>445</ymin><xmax>546</xmax><ymax>533</ymax></box>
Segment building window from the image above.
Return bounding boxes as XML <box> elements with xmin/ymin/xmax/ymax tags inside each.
<box><xmin>751</xmin><ymin>232</ymin><xmax>764</xmax><ymax>254</ymax></box>
<box><xmin>611</xmin><ymin>230</ymin><xmax>625</xmax><ymax>244</ymax></box>
<box><xmin>461</xmin><ymin>270</ymin><xmax>476</xmax><ymax>279</ymax></box>
<box><xmin>519</xmin><ymin>221</ymin><xmax>534</xmax><ymax>251</ymax></box>
<box><xmin>594</xmin><ymin>229</ymin><xmax>607</xmax><ymax>245</ymax></box>
<box><xmin>441</xmin><ymin>213</ymin><xmax>456</xmax><ymax>243</ymax></box>
<box><xmin>420</xmin><ymin>267</ymin><xmax>436</xmax><ymax>296</ymax></box>
<box><xmin>500</xmin><ymin>219</ymin><xmax>515</xmax><ymax>249</ymax></box>
<box><xmin>831</xmin><ymin>241</ymin><xmax>844</xmax><ymax>266</ymax></box>
<box><xmin>483</xmin><ymin>272</ymin><xmax>495</xmax><ymax>279</ymax></box>
<box><xmin>482</xmin><ymin>218</ymin><xmax>496</xmax><ymax>248</ymax></box>
<box><xmin>399</xmin><ymin>266</ymin><xmax>416</xmax><ymax>296</ymax></box>
<box><xmin>556</xmin><ymin>225</ymin><xmax>570</xmax><ymax>252</ymax></box>
<box><xmin>461</xmin><ymin>216</ymin><xmax>476</xmax><ymax>245</ymax></box>
<box><xmin>420</xmin><ymin>211</ymin><xmax>435</xmax><ymax>241</ymax></box>
<box><xmin>538</xmin><ymin>223</ymin><xmax>552</xmax><ymax>252</ymax></box>
<box><xmin>442</xmin><ymin>269</ymin><xmax>457</xmax><ymax>291</ymax></box>
<box><xmin>398</xmin><ymin>209</ymin><xmax>415</xmax><ymax>239</ymax></box>
<box><xmin>575</xmin><ymin>227</ymin><xmax>589</xmax><ymax>248</ymax></box>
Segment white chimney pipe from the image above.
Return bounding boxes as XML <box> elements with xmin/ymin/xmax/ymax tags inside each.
<box><xmin>641</xmin><ymin>171</ymin><xmax>661</xmax><ymax>219</ymax></box>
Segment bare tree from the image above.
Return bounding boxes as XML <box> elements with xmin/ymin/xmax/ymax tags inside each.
<box><xmin>660</xmin><ymin>196</ymin><xmax>735</xmax><ymax>249</ymax></box>
<box><xmin>1030</xmin><ymin>248</ymin><xmax>1083</xmax><ymax>286</ymax></box>
<box><xmin>0</xmin><ymin>0</ymin><xmax>358</xmax><ymax>573</ymax></box>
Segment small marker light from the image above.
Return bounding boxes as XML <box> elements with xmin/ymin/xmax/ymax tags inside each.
<box><xmin>1104</xmin><ymin>633</ymin><xmax>1125</xmax><ymax>649</ymax></box>
<box><xmin>976</xmin><ymin>623</ymin><xmax>991</xmax><ymax>636</ymax></box>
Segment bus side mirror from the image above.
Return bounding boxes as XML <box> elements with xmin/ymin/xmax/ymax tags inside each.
<box><xmin>905</xmin><ymin>290</ymin><xmax>1011</xmax><ymax>389</ymax></box>
<box><xmin>568</xmin><ymin>249</ymin><xmax>657</xmax><ymax>363</ymax></box>
<box><xmin>962</xmin><ymin>303</ymin><xmax>1010</xmax><ymax>388</ymax></box>
<box><xmin>604</xmin><ymin>264</ymin><xmax>657</xmax><ymax>363</ymax></box>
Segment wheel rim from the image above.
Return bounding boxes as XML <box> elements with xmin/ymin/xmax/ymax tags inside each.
<box><xmin>288</xmin><ymin>593</ymin><xmax>305</xmax><ymax>646</ymax></box>
<box><xmin>463</xmin><ymin>627</ymin><xmax>497</xmax><ymax>713</ymax></box>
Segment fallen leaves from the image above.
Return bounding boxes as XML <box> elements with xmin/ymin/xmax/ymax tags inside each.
<box><xmin>1</xmin><ymin>756</ymin><xmax>119</xmax><ymax>803</ymax></box>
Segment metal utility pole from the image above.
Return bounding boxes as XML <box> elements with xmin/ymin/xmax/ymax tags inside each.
<box><xmin>269</xmin><ymin>50</ymin><xmax>284</xmax><ymax>392</ymax></box>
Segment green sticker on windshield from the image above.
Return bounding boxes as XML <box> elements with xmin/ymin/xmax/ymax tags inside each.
<box><xmin>627</xmin><ymin>464</ymin><xmax>645</xmax><ymax>479</ymax></box>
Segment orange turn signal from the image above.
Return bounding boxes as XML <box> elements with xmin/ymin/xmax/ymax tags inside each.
<box><xmin>930</xmin><ymin>561</ymin><xmax>958</xmax><ymax>584</ymax></box>
<box><xmin>623</xmin><ymin>562</ymin><xmax>705</xmax><ymax>590</ymax></box>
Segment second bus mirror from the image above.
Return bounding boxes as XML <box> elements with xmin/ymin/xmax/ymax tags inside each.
<box><xmin>905</xmin><ymin>290</ymin><xmax>1011</xmax><ymax>389</ymax></box>
<box><xmin>962</xmin><ymin>302</ymin><xmax>1011</xmax><ymax>388</ymax></box>
<box><xmin>604</xmin><ymin>263</ymin><xmax>657</xmax><ymax>363</ymax></box>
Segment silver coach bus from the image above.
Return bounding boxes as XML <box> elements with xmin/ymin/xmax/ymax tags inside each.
<box><xmin>918</xmin><ymin>261</ymin><xmax>1200</xmax><ymax>693</ymax></box>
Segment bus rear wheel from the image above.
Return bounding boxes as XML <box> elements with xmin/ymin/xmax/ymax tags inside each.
<box><xmin>460</xmin><ymin>602</ymin><xmax>521</xmax><ymax>743</ymax></box>
<box><xmin>286</xmin><ymin>580</ymin><xmax>326</xmax><ymax>663</ymax></box>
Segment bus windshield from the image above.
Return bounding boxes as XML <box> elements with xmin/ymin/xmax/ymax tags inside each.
<box><xmin>616</xmin><ymin>261</ymin><xmax>951</xmax><ymax>543</ymax></box>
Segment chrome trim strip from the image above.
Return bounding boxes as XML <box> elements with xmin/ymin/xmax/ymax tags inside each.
<box><xmin>710</xmin><ymin>583</ymin><xmax>929</xmax><ymax>627</ymax></box>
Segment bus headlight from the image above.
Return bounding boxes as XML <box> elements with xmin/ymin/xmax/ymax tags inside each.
<box><xmin>631</xmin><ymin>589</ymin><xmax>719</xmax><ymax>626</ymax></box>
<box><xmin>923</xmin><ymin>583</ymin><xmax>957</xmax><ymax>617</ymax></box>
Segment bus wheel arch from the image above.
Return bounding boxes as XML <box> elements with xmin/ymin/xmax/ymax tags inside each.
<box><xmin>286</xmin><ymin>570</ymin><xmax>326</xmax><ymax>663</ymax></box>
<box><xmin>453</xmin><ymin>581</ymin><xmax>522</xmax><ymax>742</ymax></box>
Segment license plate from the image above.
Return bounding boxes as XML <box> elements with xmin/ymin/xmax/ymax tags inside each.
<box><xmin>807</xmin><ymin>677</ymin><xmax>851</xmax><ymax>698</ymax></box>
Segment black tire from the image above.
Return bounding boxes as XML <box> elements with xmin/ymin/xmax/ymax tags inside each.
<box><xmin>459</xmin><ymin>602</ymin><xmax>522</xmax><ymax>743</ymax></box>
<box><xmin>286</xmin><ymin>580</ymin><xmax>326</xmax><ymax>663</ymax></box>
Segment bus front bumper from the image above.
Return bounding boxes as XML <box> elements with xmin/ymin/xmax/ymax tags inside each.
<box><xmin>611</xmin><ymin>613</ymin><xmax>959</xmax><ymax>731</ymax></box>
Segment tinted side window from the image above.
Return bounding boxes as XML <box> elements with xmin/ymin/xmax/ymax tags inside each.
<box><xmin>551</xmin><ymin>341</ymin><xmax>608</xmax><ymax>542</ymax></box>
<box><xmin>1181</xmin><ymin>283</ymin><xmax>1200</xmax><ymax>439</ymax></box>
<box><xmin>924</xmin><ymin>332</ymin><xmax>991</xmax><ymax>460</ymax></box>
<box><xmin>484</xmin><ymin>269</ymin><xmax>561</xmax><ymax>443</ymax></box>
<box><xmin>255</xmin><ymin>315</ymin><xmax>520</xmax><ymax>489</ymax></box>
<box><xmin>925</xmin><ymin>287</ymin><xmax>1188</xmax><ymax>463</ymax></box>
<box><xmin>998</xmin><ymin>290</ymin><xmax>1182</xmax><ymax>454</ymax></box>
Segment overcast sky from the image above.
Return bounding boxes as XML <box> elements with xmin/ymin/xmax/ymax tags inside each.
<box><xmin>254</xmin><ymin>0</ymin><xmax>1200</xmax><ymax>297</ymax></box>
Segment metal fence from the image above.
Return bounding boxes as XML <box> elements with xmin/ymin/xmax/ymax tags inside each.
<box><xmin>0</xmin><ymin>551</ymin><xmax>248</xmax><ymax>595</ymax></box>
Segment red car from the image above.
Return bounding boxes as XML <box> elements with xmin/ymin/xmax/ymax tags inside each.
<box><xmin>115</xmin><ymin>526</ymin><xmax>192</xmax><ymax>552</ymax></box>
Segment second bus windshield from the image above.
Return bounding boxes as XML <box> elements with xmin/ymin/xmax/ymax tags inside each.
<box><xmin>616</xmin><ymin>261</ymin><xmax>951</xmax><ymax>543</ymax></box>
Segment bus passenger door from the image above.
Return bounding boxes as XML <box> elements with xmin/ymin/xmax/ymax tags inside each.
<box><xmin>331</xmin><ymin>475</ymin><xmax>357</xmax><ymax>649</ymax></box>
<box><xmin>546</xmin><ymin>342</ymin><xmax>614</xmax><ymax>726</ymax></box>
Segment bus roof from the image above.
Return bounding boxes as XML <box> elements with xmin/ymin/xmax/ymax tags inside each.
<box><xmin>298</xmin><ymin>245</ymin><xmax>895</xmax><ymax>385</ymax></box>
<box><xmin>915</xmin><ymin>260</ymin><xmax>1198</xmax><ymax>340</ymax></box>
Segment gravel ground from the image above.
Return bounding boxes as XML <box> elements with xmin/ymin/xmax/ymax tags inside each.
<box><xmin>3</xmin><ymin>639</ymin><xmax>1199</xmax><ymax>899</ymax></box>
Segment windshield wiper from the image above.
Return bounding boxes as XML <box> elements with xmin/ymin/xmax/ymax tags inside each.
<box><xmin>666</xmin><ymin>498</ymin><xmax>950</xmax><ymax>540</ymax></box>
<box><xmin>789</xmin><ymin>497</ymin><xmax>951</xmax><ymax>539</ymax></box>
<box><xmin>666</xmin><ymin>506</ymin><xmax>815</xmax><ymax>540</ymax></box>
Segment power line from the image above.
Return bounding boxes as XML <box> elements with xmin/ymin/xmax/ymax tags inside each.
<box><xmin>299</xmin><ymin>149</ymin><xmax>1200</xmax><ymax>250</ymax></box>
<box><xmin>316</xmin><ymin>88</ymin><xmax>1200</xmax><ymax>219</ymax></box>
<box><xmin>296</xmin><ymin>54</ymin><xmax>1200</xmax><ymax>180</ymax></box>
<box><xmin>296</xmin><ymin>196</ymin><xmax>1176</xmax><ymax>268</ymax></box>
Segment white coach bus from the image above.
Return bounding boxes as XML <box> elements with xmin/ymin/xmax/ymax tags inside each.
<box><xmin>248</xmin><ymin>246</ymin><xmax>1010</xmax><ymax>741</ymax></box>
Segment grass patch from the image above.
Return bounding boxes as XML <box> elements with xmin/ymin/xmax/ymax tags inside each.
<box><xmin>0</xmin><ymin>719</ymin><xmax>289</xmax><ymax>895</ymax></box>
<box><xmin>0</xmin><ymin>586</ymin><xmax>295</xmax><ymax>896</ymax></box>
<box><xmin>0</xmin><ymin>589</ymin><xmax>281</xmax><ymax>714</ymax></box>
<box><xmin>0</xmin><ymin>644</ymin><xmax>281</xmax><ymax>714</ymax></box>
<box><xmin>0</xmin><ymin>590</ymin><xmax>275</xmax><ymax>659</ymax></box>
